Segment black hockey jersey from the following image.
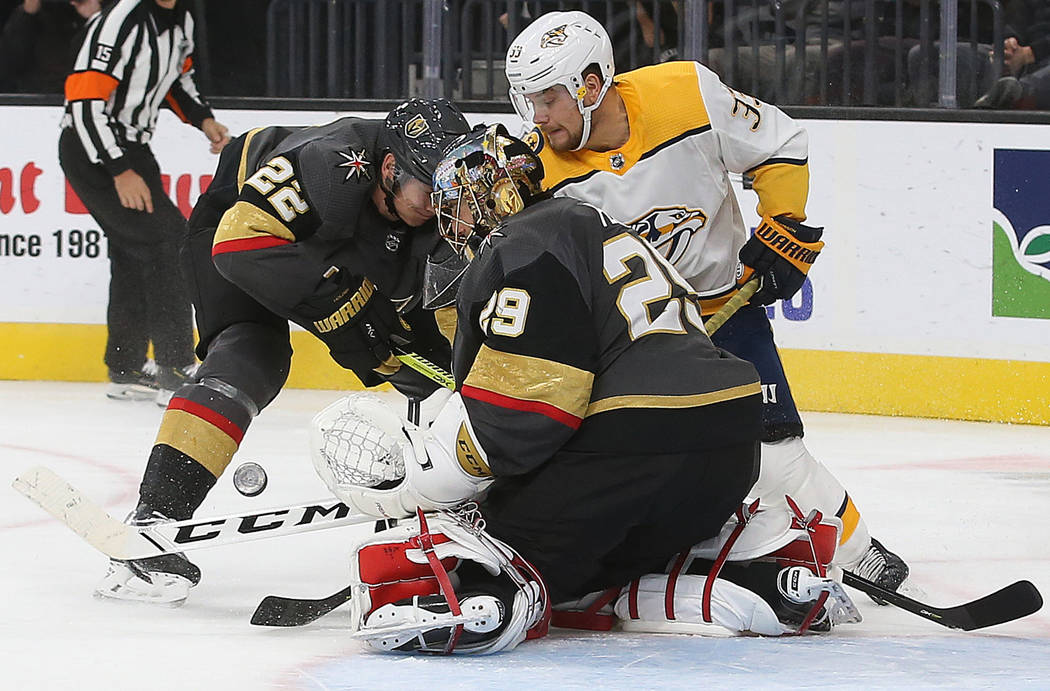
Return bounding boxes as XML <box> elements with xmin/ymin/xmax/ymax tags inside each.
<box><xmin>211</xmin><ymin>117</ymin><xmax>428</xmax><ymax>320</ymax></box>
<box><xmin>454</xmin><ymin>197</ymin><xmax>762</xmax><ymax>477</ymax></box>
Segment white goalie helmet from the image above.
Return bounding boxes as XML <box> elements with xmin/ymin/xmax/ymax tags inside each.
<box><xmin>505</xmin><ymin>10</ymin><xmax>615</xmax><ymax>151</ymax></box>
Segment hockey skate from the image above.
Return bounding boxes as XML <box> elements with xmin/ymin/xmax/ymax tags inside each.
<box><xmin>106</xmin><ymin>366</ymin><xmax>157</xmax><ymax>401</ymax></box>
<box><xmin>775</xmin><ymin>566</ymin><xmax>861</xmax><ymax>633</ymax></box>
<box><xmin>94</xmin><ymin>509</ymin><xmax>201</xmax><ymax>606</ymax></box>
<box><xmin>154</xmin><ymin>363</ymin><xmax>199</xmax><ymax>407</ymax></box>
<box><xmin>845</xmin><ymin>537</ymin><xmax>910</xmax><ymax>605</ymax></box>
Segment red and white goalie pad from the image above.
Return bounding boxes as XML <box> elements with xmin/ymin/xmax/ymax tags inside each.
<box><xmin>349</xmin><ymin>506</ymin><xmax>550</xmax><ymax>655</ymax></box>
<box><xmin>615</xmin><ymin>498</ymin><xmax>861</xmax><ymax>636</ymax></box>
<box><xmin>310</xmin><ymin>393</ymin><xmax>493</xmax><ymax>519</ymax></box>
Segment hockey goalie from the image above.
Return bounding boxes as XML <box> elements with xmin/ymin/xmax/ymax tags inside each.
<box><xmin>304</xmin><ymin>125</ymin><xmax>860</xmax><ymax>655</ymax></box>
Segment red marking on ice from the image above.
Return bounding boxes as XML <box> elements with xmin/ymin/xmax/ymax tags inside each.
<box><xmin>861</xmin><ymin>455</ymin><xmax>1050</xmax><ymax>472</ymax></box>
<box><xmin>0</xmin><ymin>442</ymin><xmax>138</xmax><ymax>530</ymax></box>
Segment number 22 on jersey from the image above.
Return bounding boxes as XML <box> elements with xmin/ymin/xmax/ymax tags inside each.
<box><xmin>244</xmin><ymin>156</ymin><xmax>310</xmax><ymax>222</ymax></box>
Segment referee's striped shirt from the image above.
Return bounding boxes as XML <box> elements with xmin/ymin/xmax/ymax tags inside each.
<box><xmin>63</xmin><ymin>0</ymin><xmax>213</xmax><ymax>175</ymax></box>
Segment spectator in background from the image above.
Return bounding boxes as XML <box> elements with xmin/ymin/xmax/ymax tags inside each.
<box><xmin>976</xmin><ymin>0</ymin><xmax>1050</xmax><ymax>109</ymax></box>
<box><xmin>704</xmin><ymin>0</ymin><xmax>863</xmax><ymax>104</ymax></box>
<box><xmin>59</xmin><ymin>0</ymin><xmax>229</xmax><ymax>404</ymax></box>
<box><xmin>0</xmin><ymin>0</ymin><xmax>100</xmax><ymax>93</ymax></box>
<box><xmin>906</xmin><ymin>0</ymin><xmax>997</xmax><ymax>107</ymax></box>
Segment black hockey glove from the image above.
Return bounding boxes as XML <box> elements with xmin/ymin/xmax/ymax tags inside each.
<box><xmin>295</xmin><ymin>267</ymin><xmax>407</xmax><ymax>381</ymax></box>
<box><xmin>738</xmin><ymin>214</ymin><xmax>825</xmax><ymax>305</ymax></box>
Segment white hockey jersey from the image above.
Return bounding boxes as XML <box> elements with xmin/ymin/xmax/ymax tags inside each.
<box><xmin>523</xmin><ymin>60</ymin><xmax>810</xmax><ymax>314</ymax></box>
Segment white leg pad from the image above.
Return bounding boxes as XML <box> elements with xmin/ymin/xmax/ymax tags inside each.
<box><xmin>614</xmin><ymin>574</ymin><xmax>792</xmax><ymax>637</ymax></box>
<box><xmin>749</xmin><ymin>437</ymin><xmax>872</xmax><ymax>566</ymax></box>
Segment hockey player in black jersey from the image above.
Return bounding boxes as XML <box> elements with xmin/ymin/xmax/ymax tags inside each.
<box><xmin>300</xmin><ymin>125</ymin><xmax>840</xmax><ymax>654</ymax></box>
<box><xmin>94</xmin><ymin>99</ymin><xmax>471</xmax><ymax>605</ymax></box>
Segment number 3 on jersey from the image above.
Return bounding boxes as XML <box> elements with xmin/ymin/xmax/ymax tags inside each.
<box><xmin>244</xmin><ymin>156</ymin><xmax>310</xmax><ymax>222</ymax></box>
<box><xmin>603</xmin><ymin>232</ymin><xmax>704</xmax><ymax>340</ymax></box>
<box><xmin>479</xmin><ymin>288</ymin><xmax>531</xmax><ymax>337</ymax></box>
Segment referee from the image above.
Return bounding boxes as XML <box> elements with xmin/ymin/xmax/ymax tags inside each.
<box><xmin>58</xmin><ymin>0</ymin><xmax>230</xmax><ymax>404</ymax></box>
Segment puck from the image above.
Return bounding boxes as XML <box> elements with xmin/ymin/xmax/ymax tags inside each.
<box><xmin>232</xmin><ymin>461</ymin><xmax>268</xmax><ymax>497</ymax></box>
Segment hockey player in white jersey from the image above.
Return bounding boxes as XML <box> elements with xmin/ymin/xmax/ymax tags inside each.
<box><xmin>504</xmin><ymin>10</ymin><xmax>909</xmax><ymax>599</ymax></box>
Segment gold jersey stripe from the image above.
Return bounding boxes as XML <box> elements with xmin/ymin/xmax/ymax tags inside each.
<box><xmin>236</xmin><ymin>127</ymin><xmax>264</xmax><ymax>190</ymax></box>
<box><xmin>838</xmin><ymin>495</ymin><xmax>862</xmax><ymax>546</ymax></box>
<box><xmin>585</xmin><ymin>381</ymin><xmax>761</xmax><ymax>417</ymax></box>
<box><xmin>155</xmin><ymin>409</ymin><xmax>239</xmax><ymax>478</ymax></box>
<box><xmin>751</xmin><ymin>161</ymin><xmax>810</xmax><ymax>220</ymax></box>
<box><xmin>215</xmin><ymin>200</ymin><xmax>295</xmax><ymax>246</ymax></box>
<box><xmin>464</xmin><ymin>344</ymin><xmax>593</xmax><ymax>419</ymax></box>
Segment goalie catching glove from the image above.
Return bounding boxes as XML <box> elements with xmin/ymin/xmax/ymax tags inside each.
<box><xmin>738</xmin><ymin>215</ymin><xmax>824</xmax><ymax>305</ymax></box>
<box><xmin>294</xmin><ymin>266</ymin><xmax>406</xmax><ymax>379</ymax></box>
<box><xmin>310</xmin><ymin>392</ymin><xmax>493</xmax><ymax>519</ymax></box>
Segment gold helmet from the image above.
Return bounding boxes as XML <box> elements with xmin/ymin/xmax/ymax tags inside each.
<box><xmin>431</xmin><ymin>124</ymin><xmax>544</xmax><ymax>254</ymax></box>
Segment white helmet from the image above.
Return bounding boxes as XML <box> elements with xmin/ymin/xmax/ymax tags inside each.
<box><xmin>505</xmin><ymin>10</ymin><xmax>614</xmax><ymax>151</ymax></box>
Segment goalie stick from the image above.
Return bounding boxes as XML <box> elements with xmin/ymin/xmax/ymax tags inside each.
<box><xmin>842</xmin><ymin>571</ymin><xmax>1043</xmax><ymax>631</ymax></box>
<box><xmin>251</xmin><ymin>585</ymin><xmax>354</xmax><ymax>626</ymax></box>
<box><xmin>12</xmin><ymin>466</ymin><xmax>375</xmax><ymax>560</ymax></box>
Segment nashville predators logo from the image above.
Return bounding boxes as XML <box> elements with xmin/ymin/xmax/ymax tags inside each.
<box><xmin>629</xmin><ymin>206</ymin><xmax>709</xmax><ymax>265</ymax></box>
<box><xmin>540</xmin><ymin>25</ymin><xmax>568</xmax><ymax>48</ymax></box>
<box><xmin>403</xmin><ymin>114</ymin><xmax>430</xmax><ymax>139</ymax></box>
<box><xmin>522</xmin><ymin>126</ymin><xmax>544</xmax><ymax>154</ymax></box>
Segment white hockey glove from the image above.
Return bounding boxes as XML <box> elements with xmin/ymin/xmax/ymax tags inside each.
<box><xmin>310</xmin><ymin>392</ymin><xmax>494</xmax><ymax>519</ymax></box>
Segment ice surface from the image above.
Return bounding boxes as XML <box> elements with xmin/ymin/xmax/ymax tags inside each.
<box><xmin>2</xmin><ymin>381</ymin><xmax>1048</xmax><ymax>689</ymax></box>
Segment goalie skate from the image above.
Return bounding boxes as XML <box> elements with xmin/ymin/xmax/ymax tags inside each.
<box><xmin>358</xmin><ymin>593</ymin><xmax>507</xmax><ymax>653</ymax></box>
<box><xmin>776</xmin><ymin>565</ymin><xmax>862</xmax><ymax>632</ymax></box>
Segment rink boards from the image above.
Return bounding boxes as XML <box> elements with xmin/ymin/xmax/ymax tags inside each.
<box><xmin>0</xmin><ymin>105</ymin><xmax>1047</xmax><ymax>424</ymax></box>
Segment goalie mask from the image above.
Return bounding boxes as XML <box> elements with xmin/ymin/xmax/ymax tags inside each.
<box><xmin>505</xmin><ymin>10</ymin><xmax>615</xmax><ymax>150</ymax></box>
<box><xmin>431</xmin><ymin>124</ymin><xmax>544</xmax><ymax>255</ymax></box>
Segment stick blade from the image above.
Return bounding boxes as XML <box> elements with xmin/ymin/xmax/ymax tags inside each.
<box><xmin>251</xmin><ymin>587</ymin><xmax>352</xmax><ymax>627</ymax></box>
<box><xmin>950</xmin><ymin>580</ymin><xmax>1043</xmax><ymax>631</ymax></box>
<box><xmin>12</xmin><ymin>466</ymin><xmax>131</xmax><ymax>558</ymax></box>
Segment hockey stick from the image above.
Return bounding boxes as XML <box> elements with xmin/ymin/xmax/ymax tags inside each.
<box><xmin>704</xmin><ymin>277</ymin><xmax>760</xmax><ymax>336</ymax></box>
<box><xmin>394</xmin><ymin>346</ymin><xmax>456</xmax><ymax>390</ymax></box>
<box><xmin>251</xmin><ymin>585</ymin><xmax>354</xmax><ymax>626</ymax></box>
<box><xmin>842</xmin><ymin>571</ymin><xmax>1043</xmax><ymax>631</ymax></box>
<box><xmin>12</xmin><ymin>466</ymin><xmax>375</xmax><ymax>560</ymax></box>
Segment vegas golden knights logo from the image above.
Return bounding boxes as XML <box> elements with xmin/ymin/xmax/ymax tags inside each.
<box><xmin>455</xmin><ymin>423</ymin><xmax>491</xmax><ymax>477</ymax></box>
<box><xmin>404</xmin><ymin>114</ymin><xmax>429</xmax><ymax>139</ymax></box>
<box><xmin>540</xmin><ymin>25</ymin><xmax>568</xmax><ymax>48</ymax></box>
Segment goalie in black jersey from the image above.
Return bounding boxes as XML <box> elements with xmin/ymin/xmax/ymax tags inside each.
<box><xmin>94</xmin><ymin>99</ymin><xmax>470</xmax><ymax>605</ymax></box>
<box><xmin>303</xmin><ymin>127</ymin><xmax>858</xmax><ymax>655</ymax></box>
